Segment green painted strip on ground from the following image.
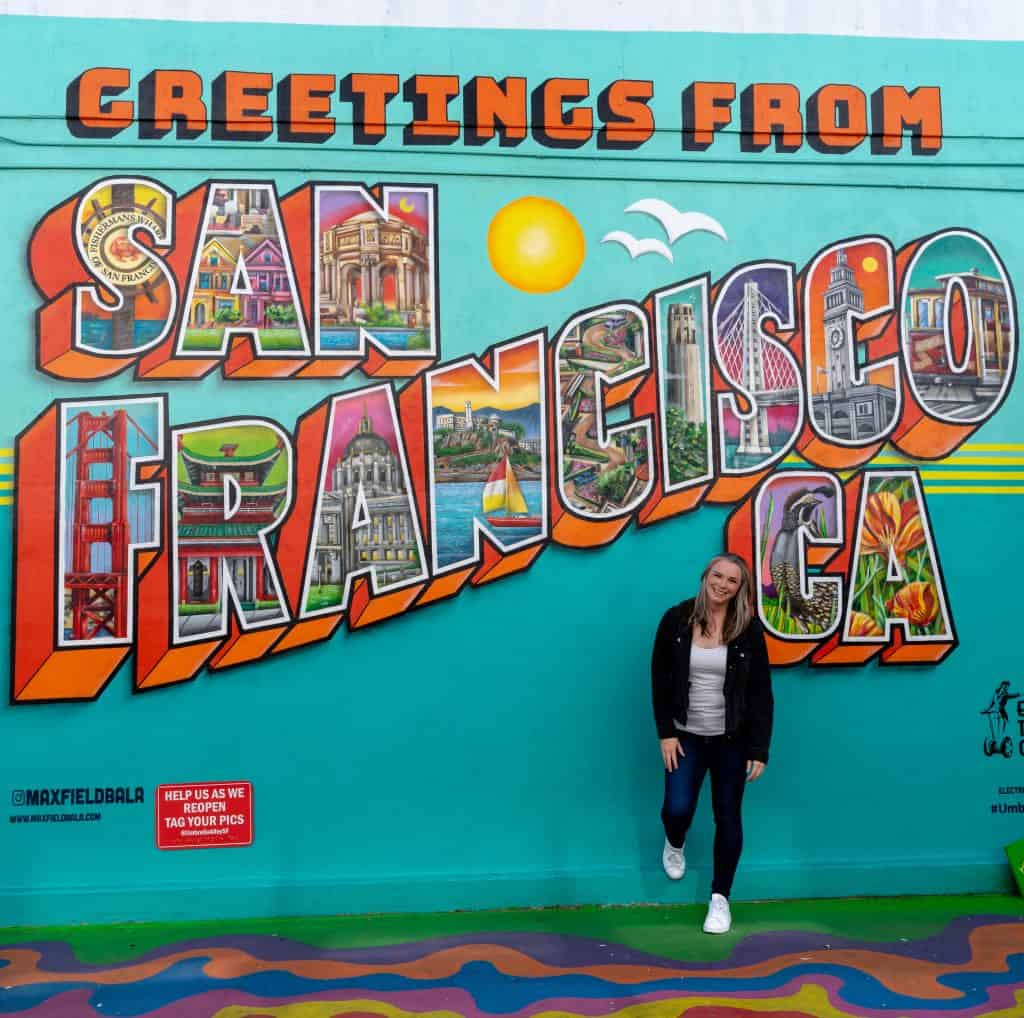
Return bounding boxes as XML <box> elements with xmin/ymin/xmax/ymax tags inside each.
<box><xmin>0</xmin><ymin>893</ymin><xmax>1020</xmax><ymax>966</ymax></box>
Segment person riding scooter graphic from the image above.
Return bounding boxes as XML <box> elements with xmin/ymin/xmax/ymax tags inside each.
<box><xmin>982</xmin><ymin>681</ymin><xmax>1021</xmax><ymax>758</ymax></box>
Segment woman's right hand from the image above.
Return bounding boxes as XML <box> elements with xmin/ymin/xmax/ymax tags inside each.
<box><xmin>660</xmin><ymin>737</ymin><xmax>684</xmax><ymax>772</ymax></box>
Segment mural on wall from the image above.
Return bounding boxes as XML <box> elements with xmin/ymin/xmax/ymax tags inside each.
<box><xmin>555</xmin><ymin>305</ymin><xmax>653</xmax><ymax>518</ymax></box>
<box><xmin>753</xmin><ymin>471</ymin><xmax>843</xmax><ymax>641</ymax></box>
<box><xmin>59</xmin><ymin>397</ymin><xmax>165</xmax><ymax>645</ymax></box>
<box><xmin>727</xmin><ymin>464</ymin><xmax>956</xmax><ymax>667</ymax></box>
<box><xmin>738</xmin><ymin>463</ymin><xmax>953</xmax><ymax>661</ymax></box>
<box><xmin>301</xmin><ymin>385</ymin><xmax>427</xmax><ymax>613</ymax></box>
<box><xmin>178</xmin><ymin>184</ymin><xmax>309</xmax><ymax>357</ymax></box>
<box><xmin>173</xmin><ymin>421</ymin><xmax>293</xmax><ymax>642</ymax></box>
<box><xmin>72</xmin><ymin>179</ymin><xmax>176</xmax><ymax>356</ymax></box>
<box><xmin>902</xmin><ymin>230</ymin><xmax>1016</xmax><ymax>422</ymax></box>
<box><xmin>428</xmin><ymin>334</ymin><xmax>546</xmax><ymax>573</ymax></box>
<box><xmin>804</xmin><ymin>238</ymin><xmax>900</xmax><ymax>447</ymax></box>
<box><xmin>62</xmin><ymin>68</ymin><xmax>946</xmax><ymax>159</ymax></box>
<box><xmin>601</xmin><ymin>200</ymin><xmax>729</xmax><ymax>266</ymax></box>
<box><xmin>487</xmin><ymin>196</ymin><xmax>585</xmax><ymax>294</ymax></box>
<box><xmin>713</xmin><ymin>262</ymin><xmax>801</xmax><ymax>474</ymax></box>
<box><xmin>31</xmin><ymin>177</ymin><xmax>441</xmax><ymax>381</ymax></box>
<box><xmin>12</xmin><ymin>168</ymin><xmax>1022</xmax><ymax>702</ymax></box>
<box><xmin>316</xmin><ymin>185</ymin><xmax>437</xmax><ymax>358</ymax></box>
<box><xmin>844</xmin><ymin>472</ymin><xmax>952</xmax><ymax>644</ymax></box>
<box><xmin>653</xmin><ymin>279</ymin><xmax>713</xmax><ymax>493</ymax></box>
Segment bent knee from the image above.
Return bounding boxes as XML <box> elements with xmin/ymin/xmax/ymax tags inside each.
<box><xmin>661</xmin><ymin>800</ymin><xmax>698</xmax><ymax>824</ymax></box>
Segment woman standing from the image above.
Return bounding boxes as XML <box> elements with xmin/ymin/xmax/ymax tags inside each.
<box><xmin>650</xmin><ymin>553</ymin><xmax>773</xmax><ymax>934</ymax></box>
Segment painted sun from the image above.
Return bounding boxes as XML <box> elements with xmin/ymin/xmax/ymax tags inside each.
<box><xmin>487</xmin><ymin>196</ymin><xmax>586</xmax><ymax>293</ymax></box>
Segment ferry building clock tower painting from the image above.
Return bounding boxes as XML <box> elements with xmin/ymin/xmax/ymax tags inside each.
<box><xmin>823</xmin><ymin>249</ymin><xmax>862</xmax><ymax>395</ymax></box>
<box><xmin>811</xmin><ymin>247</ymin><xmax>899</xmax><ymax>442</ymax></box>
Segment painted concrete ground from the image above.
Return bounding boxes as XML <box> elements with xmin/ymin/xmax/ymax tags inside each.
<box><xmin>1</xmin><ymin>895</ymin><xmax>1022</xmax><ymax>1016</ymax></box>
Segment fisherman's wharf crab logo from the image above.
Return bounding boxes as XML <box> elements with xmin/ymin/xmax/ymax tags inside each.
<box><xmin>86</xmin><ymin>215</ymin><xmax>160</xmax><ymax>287</ymax></box>
<box><xmin>80</xmin><ymin>184</ymin><xmax>168</xmax><ymax>289</ymax></box>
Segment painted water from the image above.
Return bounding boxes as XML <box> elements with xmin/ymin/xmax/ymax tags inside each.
<box><xmin>80</xmin><ymin>318</ymin><xmax>165</xmax><ymax>350</ymax></box>
<box><xmin>319</xmin><ymin>328</ymin><xmax>421</xmax><ymax>351</ymax></box>
<box><xmin>434</xmin><ymin>480</ymin><xmax>543</xmax><ymax>568</ymax></box>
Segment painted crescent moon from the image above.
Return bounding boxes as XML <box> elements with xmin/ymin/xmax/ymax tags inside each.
<box><xmin>399</xmin><ymin>198</ymin><xmax>414</xmax><ymax>213</ymax></box>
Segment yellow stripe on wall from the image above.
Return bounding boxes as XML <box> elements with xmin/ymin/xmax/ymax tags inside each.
<box><xmin>782</xmin><ymin>456</ymin><xmax>1024</xmax><ymax>467</ymax></box>
<box><xmin>778</xmin><ymin>450</ymin><xmax>1024</xmax><ymax>494</ymax></box>
<box><xmin>961</xmin><ymin>443</ymin><xmax>1024</xmax><ymax>451</ymax></box>
<box><xmin>919</xmin><ymin>471</ymin><xmax>1024</xmax><ymax>480</ymax></box>
<box><xmin>923</xmin><ymin>486</ymin><xmax>1024</xmax><ymax>494</ymax></box>
<box><xmin>871</xmin><ymin>456</ymin><xmax>1024</xmax><ymax>466</ymax></box>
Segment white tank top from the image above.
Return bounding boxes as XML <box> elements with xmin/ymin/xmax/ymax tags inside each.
<box><xmin>674</xmin><ymin>642</ymin><xmax>727</xmax><ymax>736</ymax></box>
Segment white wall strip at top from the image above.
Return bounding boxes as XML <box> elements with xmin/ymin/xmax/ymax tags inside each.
<box><xmin>2</xmin><ymin>0</ymin><xmax>1024</xmax><ymax>41</ymax></box>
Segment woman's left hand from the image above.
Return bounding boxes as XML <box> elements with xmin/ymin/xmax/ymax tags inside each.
<box><xmin>746</xmin><ymin>760</ymin><xmax>765</xmax><ymax>782</ymax></box>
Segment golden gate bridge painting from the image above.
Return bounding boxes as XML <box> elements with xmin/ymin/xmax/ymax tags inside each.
<box><xmin>61</xmin><ymin>401</ymin><xmax>161</xmax><ymax>643</ymax></box>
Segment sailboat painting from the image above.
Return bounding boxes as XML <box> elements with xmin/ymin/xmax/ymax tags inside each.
<box><xmin>483</xmin><ymin>456</ymin><xmax>542</xmax><ymax>528</ymax></box>
<box><xmin>428</xmin><ymin>334</ymin><xmax>547</xmax><ymax>572</ymax></box>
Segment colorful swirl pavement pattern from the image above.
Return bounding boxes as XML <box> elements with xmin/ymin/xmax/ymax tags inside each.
<box><xmin>1</xmin><ymin>909</ymin><xmax>1023</xmax><ymax>1017</ymax></box>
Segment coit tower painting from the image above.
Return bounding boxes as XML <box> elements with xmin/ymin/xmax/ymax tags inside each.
<box><xmin>666</xmin><ymin>303</ymin><xmax>704</xmax><ymax>424</ymax></box>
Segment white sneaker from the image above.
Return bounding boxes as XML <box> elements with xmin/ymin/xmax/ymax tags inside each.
<box><xmin>662</xmin><ymin>839</ymin><xmax>685</xmax><ymax>880</ymax></box>
<box><xmin>703</xmin><ymin>893</ymin><xmax>732</xmax><ymax>934</ymax></box>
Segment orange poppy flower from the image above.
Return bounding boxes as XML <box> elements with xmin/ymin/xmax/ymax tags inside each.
<box><xmin>848</xmin><ymin>611</ymin><xmax>884</xmax><ymax>637</ymax></box>
<box><xmin>860</xmin><ymin>491</ymin><xmax>926</xmax><ymax>560</ymax></box>
<box><xmin>885</xmin><ymin>581</ymin><xmax>940</xmax><ymax>627</ymax></box>
<box><xmin>900</xmin><ymin>499</ymin><xmax>921</xmax><ymax>525</ymax></box>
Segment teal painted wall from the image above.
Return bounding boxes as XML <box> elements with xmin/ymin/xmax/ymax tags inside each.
<box><xmin>0</xmin><ymin>15</ymin><xmax>1021</xmax><ymax>925</ymax></box>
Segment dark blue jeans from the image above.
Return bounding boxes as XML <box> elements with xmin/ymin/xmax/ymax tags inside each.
<box><xmin>661</xmin><ymin>731</ymin><xmax>747</xmax><ymax>898</ymax></box>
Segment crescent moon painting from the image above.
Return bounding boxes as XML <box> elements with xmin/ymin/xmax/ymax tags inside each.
<box><xmin>399</xmin><ymin>197</ymin><xmax>414</xmax><ymax>213</ymax></box>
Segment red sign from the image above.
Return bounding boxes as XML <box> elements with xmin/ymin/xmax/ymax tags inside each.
<box><xmin>155</xmin><ymin>781</ymin><xmax>253</xmax><ymax>850</ymax></box>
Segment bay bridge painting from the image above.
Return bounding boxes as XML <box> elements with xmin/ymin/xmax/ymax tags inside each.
<box><xmin>713</xmin><ymin>264</ymin><xmax>801</xmax><ymax>472</ymax></box>
<box><xmin>60</xmin><ymin>399</ymin><xmax>162</xmax><ymax>644</ymax></box>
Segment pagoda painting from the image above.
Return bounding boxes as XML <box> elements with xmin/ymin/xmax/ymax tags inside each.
<box><xmin>175</xmin><ymin>425</ymin><xmax>290</xmax><ymax>640</ymax></box>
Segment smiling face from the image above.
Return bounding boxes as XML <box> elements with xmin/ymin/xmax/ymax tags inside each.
<box><xmin>704</xmin><ymin>558</ymin><xmax>743</xmax><ymax>609</ymax></box>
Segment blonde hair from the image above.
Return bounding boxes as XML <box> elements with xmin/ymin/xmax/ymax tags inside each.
<box><xmin>691</xmin><ymin>553</ymin><xmax>754</xmax><ymax>643</ymax></box>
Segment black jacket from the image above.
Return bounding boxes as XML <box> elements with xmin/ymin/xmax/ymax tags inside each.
<box><xmin>651</xmin><ymin>598</ymin><xmax>774</xmax><ymax>763</ymax></box>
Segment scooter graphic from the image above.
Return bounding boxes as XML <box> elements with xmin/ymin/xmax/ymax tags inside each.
<box><xmin>982</xmin><ymin>707</ymin><xmax>1014</xmax><ymax>758</ymax></box>
<box><xmin>982</xmin><ymin>681</ymin><xmax>1020</xmax><ymax>758</ymax></box>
